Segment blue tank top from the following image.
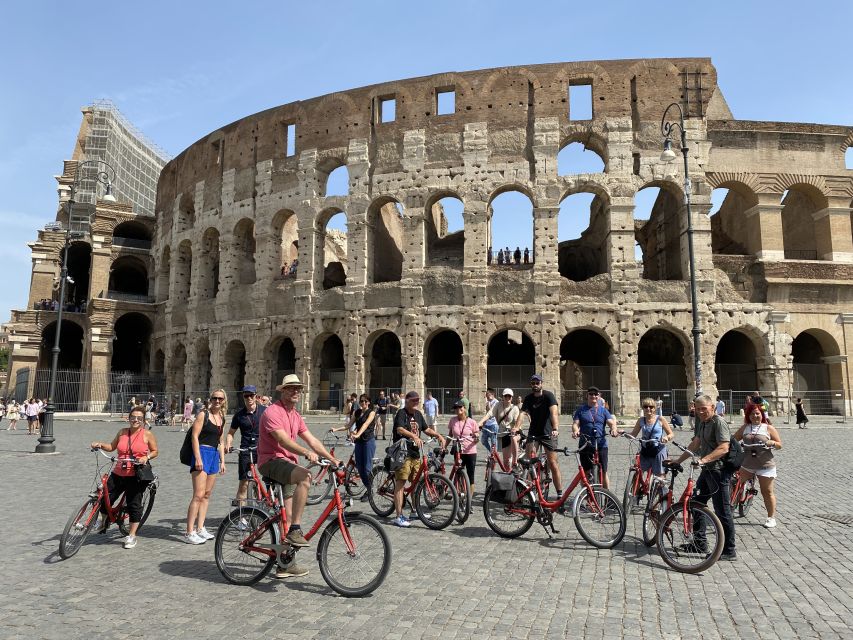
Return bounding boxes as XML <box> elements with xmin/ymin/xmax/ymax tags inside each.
<box><xmin>641</xmin><ymin>417</ymin><xmax>663</xmax><ymax>441</ymax></box>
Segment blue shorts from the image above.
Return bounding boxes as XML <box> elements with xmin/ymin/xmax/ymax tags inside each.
<box><xmin>190</xmin><ymin>445</ymin><xmax>220</xmax><ymax>475</ymax></box>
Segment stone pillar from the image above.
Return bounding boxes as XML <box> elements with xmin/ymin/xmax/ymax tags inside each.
<box><xmin>463</xmin><ymin>200</ymin><xmax>489</xmax><ymax>274</ymax></box>
<box><xmin>743</xmin><ymin>203</ymin><xmax>784</xmax><ymax>260</ymax></box>
<box><xmin>764</xmin><ymin>312</ymin><xmax>794</xmax><ymax>417</ymax></box>
<box><xmin>89</xmin><ymin>246</ymin><xmax>111</xmax><ymax>300</ymax></box>
<box><xmin>537</xmin><ymin>311</ymin><xmax>560</xmax><ymax>406</ymax></box>
<box><xmin>401</xmin><ymin>314</ymin><xmax>425</xmax><ymax>396</ymax></box>
<box><xmin>466</xmin><ymin>318</ymin><xmax>487</xmax><ymax>402</ymax></box>
<box><xmin>532</xmin><ymin>207</ymin><xmax>560</xmax><ymax>304</ymax></box>
<box><xmin>608</xmin><ymin>198</ymin><xmax>640</xmax><ymax>304</ymax></box>
<box><xmin>615</xmin><ymin>311</ymin><xmax>640</xmax><ymax>415</ymax></box>
<box><xmin>400</xmin><ymin>197</ymin><xmax>426</xmax><ymax>279</ymax></box>
<box><xmin>345</xmin><ymin>199</ymin><xmax>369</xmax><ymax>288</ymax></box>
<box><xmin>813</xmin><ymin>206</ymin><xmax>853</xmax><ymax>263</ymax></box>
<box><xmin>343</xmin><ymin>314</ymin><xmax>364</xmax><ymax>397</ymax></box>
<box><xmin>837</xmin><ymin>313</ymin><xmax>853</xmax><ymax>417</ymax></box>
<box><xmin>681</xmin><ymin>196</ymin><xmax>714</xmax><ymax>280</ymax></box>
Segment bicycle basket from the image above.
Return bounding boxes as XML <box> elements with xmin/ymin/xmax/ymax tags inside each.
<box><xmin>489</xmin><ymin>471</ymin><xmax>518</xmax><ymax>503</ymax></box>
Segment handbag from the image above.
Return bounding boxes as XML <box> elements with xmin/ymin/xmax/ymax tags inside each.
<box><xmin>136</xmin><ymin>461</ymin><xmax>155</xmax><ymax>483</ymax></box>
<box><xmin>386</xmin><ymin>438</ymin><xmax>408</xmax><ymax>471</ymax></box>
<box><xmin>179</xmin><ymin>429</ymin><xmax>193</xmax><ymax>465</ymax></box>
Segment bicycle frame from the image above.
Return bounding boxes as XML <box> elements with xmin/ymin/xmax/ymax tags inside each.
<box><xmin>92</xmin><ymin>450</ymin><xmax>132</xmax><ymax>525</ymax></box>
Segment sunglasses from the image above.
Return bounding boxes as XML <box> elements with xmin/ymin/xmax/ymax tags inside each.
<box><xmin>129</xmin><ymin>417</ymin><xmax>144</xmax><ymax>423</ymax></box>
<box><xmin>642</xmin><ymin>405</ymin><xmax>655</xmax><ymax>410</ymax></box>
<box><xmin>210</xmin><ymin>397</ymin><xmax>225</xmax><ymax>402</ymax></box>
<box><xmin>243</xmin><ymin>393</ymin><xmax>256</xmax><ymax>398</ymax></box>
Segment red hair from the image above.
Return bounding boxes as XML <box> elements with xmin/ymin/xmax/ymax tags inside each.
<box><xmin>743</xmin><ymin>402</ymin><xmax>772</xmax><ymax>426</ymax></box>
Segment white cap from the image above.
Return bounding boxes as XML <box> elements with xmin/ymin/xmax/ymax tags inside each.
<box><xmin>502</xmin><ymin>388</ymin><xmax>514</xmax><ymax>397</ymax></box>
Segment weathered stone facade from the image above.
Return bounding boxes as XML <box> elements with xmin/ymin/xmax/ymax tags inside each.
<box><xmin>149</xmin><ymin>58</ymin><xmax>853</xmax><ymax>414</ymax></box>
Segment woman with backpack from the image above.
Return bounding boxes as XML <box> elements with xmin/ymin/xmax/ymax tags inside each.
<box><xmin>733</xmin><ymin>405</ymin><xmax>782</xmax><ymax>528</ymax></box>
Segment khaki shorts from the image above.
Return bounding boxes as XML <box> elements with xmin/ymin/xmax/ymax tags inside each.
<box><xmin>258</xmin><ymin>459</ymin><xmax>298</xmax><ymax>498</ymax></box>
<box><xmin>395</xmin><ymin>456</ymin><xmax>422</xmax><ymax>482</ymax></box>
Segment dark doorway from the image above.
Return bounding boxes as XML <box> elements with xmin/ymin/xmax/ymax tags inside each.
<box><xmin>487</xmin><ymin>330</ymin><xmax>535</xmax><ymax>391</ymax></box>
<box><xmin>715</xmin><ymin>330</ymin><xmax>758</xmax><ymax>391</ymax></box>
<box><xmin>111</xmin><ymin>313</ymin><xmax>152</xmax><ymax>373</ymax></box>
<box><xmin>369</xmin><ymin>332</ymin><xmax>402</xmax><ymax>391</ymax></box>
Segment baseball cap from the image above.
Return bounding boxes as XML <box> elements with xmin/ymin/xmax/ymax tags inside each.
<box><xmin>502</xmin><ymin>388</ymin><xmax>514</xmax><ymax>397</ymax></box>
<box><xmin>452</xmin><ymin>401</ymin><xmax>464</xmax><ymax>409</ymax></box>
<box><xmin>530</xmin><ymin>374</ymin><xmax>543</xmax><ymax>382</ymax></box>
<box><xmin>587</xmin><ymin>386</ymin><xmax>600</xmax><ymax>394</ymax></box>
<box><xmin>241</xmin><ymin>385</ymin><xmax>257</xmax><ymax>394</ymax></box>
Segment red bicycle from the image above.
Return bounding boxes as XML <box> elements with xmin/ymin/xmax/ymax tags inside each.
<box><xmin>483</xmin><ymin>441</ymin><xmax>626</xmax><ymax>548</ymax></box>
<box><xmin>306</xmin><ymin>432</ymin><xmax>367</xmax><ymax>503</ymax></box>
<box><xmin>647</xmin><ymin>441</ymin><xmax>725</xmax><ymax>573</ymax></box>
<box><xmin>621</xmin><ymin>432</ymin><xmax>663</xmax><ymax>515</ymax></box>
<box><xmin>369</xmin><ymin>438</ymin><xmax>459</xmax><ymax>529</ymax></box>
<box><xmin>59</xmin><ymin>448</ymin><xmax>157</xmax><ymax>559</ymax></box>
<box><xmin>430</xmin><ymin>436</ymin><xmax>473</xmax><ymax>524</ymax></box>
<box><xmin>214</xmin><ymin>455</ymin><xmax>391</xmax><ymax>597</ymax></box>
<box><xmin>484</xmin><ymin>429</ymin><xmax>526</xmax><ymax>487</ymax></box>
<box><xmin>729</xmin><ymin>441</ymin><xmax>769</xmax><ymax>518</ymax></box>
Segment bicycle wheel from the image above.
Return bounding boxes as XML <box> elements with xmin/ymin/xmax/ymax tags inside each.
<box><xmin>452</xmin><ymin>471</ymin><xmax>471</xmax><ymax>524</ymax></box>
<box><xmin>367</xmin><ymin>468</ymin><xmax>395</xmax><ymax>517</ymax></box>
<box><xmin>344</xmin><ymin>466</ymin><xmax>366</xmax><ymax>498</ymax></box>
<box><xmin>306</xmin><ymin>463</ymin><xmax>334</xmax><ymax>505</ymax></box>
<box><xmin>137</xmin><ymin>482</ymin><xmax>157</xmax><ymax>531</ymax></box>
<box><xmin>214</xmin><ymin>507</ymin><xmax>277</xmax><ymax>585</ymax></box>
<box><xmin>622</xmin><ymin>468</ymin><xmax>639</xmax><ymax>515</ymax></box>
<box><xmin>656</xmin><ymin>502</ymin><xmax>724</xmax><ymax>574</ymax></box>
<box><xmin>572</xmin><ymin>486</ymin><xmax>626</xmax><ymax>549</ymax></box>
<box><xmin>642</xmin><ymin>493</ymin><xmax>664</xmax><ymax>547</ymax></box>
<box><xmin>413</xmin><ymin>473</ymin><xmax>458</xmax><ymax>530</ymax></box>
<box><xmin>317</xmin><ymin>513</ymin><xmax>391</xmax><ymax>597</ymax></box>
<box><xmin>483</xmin><ymin>486</ymin><xmax>535</xmax><ymax>538</ymax></box>
<box><xmin>739</xmin><ymin>482</ymin><xmax>756</xmax><ymax>518</ymax></box>
<box><xmin>59</xmin><ymin>496</ymin><xmax>99</xmax><ymax>559</ymax></box>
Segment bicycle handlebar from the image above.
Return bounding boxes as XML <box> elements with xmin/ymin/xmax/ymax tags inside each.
<box><xmin>90</xmin><ymin>447</ymin><xmax>141</xmax><ymax>464</ymax></box>
<box><xmin>619</xmin><ymin>433</ymin><xmax>663</xmax><ymax>444</ymax></box>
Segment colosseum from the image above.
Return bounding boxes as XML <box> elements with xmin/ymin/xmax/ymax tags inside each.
<box><xmin>12</xmin><ymin>58</ymin><xmax>853</xmax><ymax>417</ymax></box>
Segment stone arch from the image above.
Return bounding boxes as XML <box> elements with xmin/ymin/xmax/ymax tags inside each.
<box><xmin>792</xmin><ymin>329</ymin><xmax>842</xmax><ymax>397</ymax></box>
<box><xmin>112</xmin><ymin>220</ymin><xmax>152</xmax><ymax>243</ymax></box>
<box><xmin>111</xmin><ymin>312</ymin><xmax>152</xmax><ymax>374</ymax></box>
<box><xmin>559</xmin><ymin>328</ymin><xmax>612</xmax><ymax>409</ymax></box>
<box><xmin>714</xmin><ymin>329</ymin><xmax>762</xmax><ymax>391</ymax></box>
<box><xmin>268</xmin><ymin>335</ymin><xmax>296</xmax><ymax>391</ymax></box>
<box><xmin>232</xmin><ymin>218</ymin><xmax>257</xmax><ymax>285</ymax></box>
<box><xmin>708</xmin><ymin>180</ymin><xmax>759</xmax><ymax>256</ymax></box>
<box><xmin>177</xmin><ymin>192</ymin><xmax>195</xmax><ymax>233</ymax></box>
<box><xmin>312</xmin><ymin>333</ymin><xmax>346</xmax><ymax>410</ymax></box>
<box><xmin>486</xmin><ymin>328</ymin><xmax>536</xmax><ymax>391</ymax></box>
<box><xmin>634</xmin><ymin>180</ymin><xmax>685</xmax><ymax>280</ymax></box>
<box><xmin>109</xmin><ymin>255</ymin><xmax>149</xmax><ymax>297</ymax></box>
<box><xmin>38</xmin><ymin>319</ymin><xmax>85</xmax><ymax>369</ymax></box>
<box><xmin>65</xmin><ymin>241</ymin><xmax>92</xmax><ymax>306</ymax></box>
<box><xmin>318</xmin><ymin>157</ymin><xmax>349</xmax><ymax>197</ymax></box>
<box><xmin>271</xmin><ymin>209</ymin><xmax>299</xmax><ymax>277</ymax></box>
<box><xmin>557</xmin><ymin>187</ymin><xmax>610</xmax><ymax>281</ymax></box>
<box><xmin>488</xmin><ymin>188</ymin><xmax>534</xmax><ymax>268</ymax></box>
<box><xmin>368</xmin><ymin>196</ymin><xmax>404</xmax><ymax>283</ymax></box>
<box><xmin>193</xmin><ymin>336</ymin><xmax>212</xmax><ymax>394</ymax></box>
<box><xmin>425</xmin><ymin>192</ymin><xmax>464</xmax><ymax>268</ymax></box>
<box><xmin>223</xmin><ymin>340</ymin><xmax>247</xmax><ymax>404</ymax></box>
<box><xmin>156</xmin><ymin>246</ymin><xmax>170</xmax><ymax>302</ymax></box>
<box><xmin>316</xmin><ymin>207</ymin><xmax>348</xmax><ymax>290</ymax></box>
<box><xmin>781</xmin><ymin>184</ymin><xmax>828</xmax><ymax>260</ymax></box>
<box><xmin>638</xmin><ymin>327</ymin><xmax>689</xmax><ymax>401</ymax></box>
<box><xmin>365</xmin><ymin>330</ymin><xmax>403</xmax><ymax>392</ymax></box>
<box><xmin>424</xmin><ymin>329</ymin><xmax>464</xmax><ymax>405</ymax></box>
<box><xmin>199</xmin><ymin>227</ymin><xmax>220</xmax><ymax>299</ymax></box>
<box><xmin>557</xmin><ymin>133</ymin><xmax>607</xmax><ymax>175</ymax></box>
<box><xmin>168</xmin><ymin>342</ymin><xmax>187</xmax><ymax>393</ymax></box>
<box><xmin>174</xmin><ymin>240</ymin><xmax>193</xmax><ymax>297</ymax></box>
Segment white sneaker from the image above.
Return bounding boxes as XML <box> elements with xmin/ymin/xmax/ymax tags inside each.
<box><xmin>764</xmin><ymin>517</ymin><xmax>777</xmax><ymax>529</ymax></box>
<box><xmin>197</xmin><ymin>527</ymin><xmax>215</xmax><ymax>540</ymax></box>
<box><xmin>122</xmin><ymin>535</ymin><xmax>137</xmax><ymax>549</ymax></box>
<box><xmin>236</xmin><ymin>518</ymin><xmax>250</xmax><ymax>531</ymax></box>
<box><xmin>184</xmin><ymin>531</ymin><xmax>206</xmax><ymax>545</ymax></box>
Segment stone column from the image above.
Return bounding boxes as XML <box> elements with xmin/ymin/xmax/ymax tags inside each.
<box><xmin>466</xmin><ymin>318</ymin><xmax>487</xmax><ymax>402</ymax></box>
<box><xmin>401</xmin><ymin>196</ymin><xmax>426</xmax><ymax>279</ymax></box>
<box><xmin>615</xmin><ymin>311</ymin><xmax>640</xmax><ymax>415</ymax></box>
<box><xmin>764</xmin><ymin>312</ymin><xmax>793</xmax><ymax>417</ymax></box>
<box><xmin>345</xmin><ymin>199</ymin><xmax>369</xmax><ymax>288</ymax></box>
<box><xmin>89</xmin><ymin>246</ymin><xmax>111</xmax><ymax>300</ymax></box>
<box><xmin>401</xmin><ymin>314</ymin><xmax>425</xmax><ymax>396</ymax></box>
<box><xmin>608</xmin><ymin>198</ymin><xmax>640</xmax><ymax>304</ymax></box>
<box><xmin>813</xmin><ymin>205</ymin><xmax>853</xmax><ymax>263</ymax></box>
<box><xmin>343</xmin><ymin>314</ymin><xmax>364</xmax><ymax>397</ymax></box>
<box><xmin>537</xmin><ymin>311</ymin><xmax>560</xmax><ymax>405</ymax></box>
<box><xmin>743</xmin><ymin>203</ymin><xmax>784</xmax><ymax>260</ymax></box>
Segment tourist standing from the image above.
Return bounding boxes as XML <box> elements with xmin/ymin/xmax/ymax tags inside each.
<box><xmin>423</xmin><ymin>391</ymin><xmax>438</xmax><ymax>428</ymax></box>
<box><xmin>374</xmin><ymin>390</ymin><xmax>388</xmax><ymax>440</ymax></box>
<box><xmin>795</xmin><ymin>397</ymin><xmax>809</xmax><ymax>429</ymax></box>
<box><xmin>6</xmin><ymin>400</ymin><xmax>20</xmax><ymax>430</ymax></box>
<box><xmin>184</xmin><ymin>389</ymin><xmax>227</xmax><ymax>545</ymax></box>
<box><xmin>479</xmin><ymin>388</ymin><xmax>499</xmax><ymax>455</ymax></box>
<box><xmin>25</xmin><ymin>399</ymin><xmax>39</xmax><ymax>435</ymax></box>
<box><xmin>225</xmin><ymin>385</ymin><xmax>266</xmax><ymax>504</ymax></box>
<box><xmin>457</xmin><ymin>390</ymin><xmax>470</xmax><ymax>416</ymax></box>
<box><xmin>571</xmin><ymin>386</ymin><xmax>619</xmax><ymax>489</ymax></box>
<box><xmin>734</xmin><ymin>405</ymin><xmax>783</xmax><ymax>528</ymax></box>
<box><xmin>350</xmin><ymin>394</ymin><xmax>377</xmax><ymax>500</ymax></box>
<box><xmin>479</xmin><ymin>389</ymin><xmax>521</xmax><ymax>468</ymax></box>
<box><xmin>182</xmin><ymin>397</ymin><xmax>193</xmax><ymax>431</ymax></box>
<box><xmin>715</xmin><ymin>396</ymin><xmax>726</xmax><ymax>419</ymax></box>
<box><xmin>515</xmin><ymin>374</ymin><xmax>562</xmax><ymax>494</ymax></box>
<box><xmin>447</xmin><ymin>401</ymin><xmax>479</xmax><ymax>495</ymax></box>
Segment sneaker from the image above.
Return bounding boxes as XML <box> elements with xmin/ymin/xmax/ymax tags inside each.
<box><xmin>393</xmin><ymin>515</ymin><xmax>411</xmax><ymax>528</ymax></box>
<box><xmin>285</xmin><ymin>528</ymin><xmax>310</xmax><ymax>547</ymax></box>
<box><xmin>236</xmin><ymin>517</ymin><xmax>250</xmax><ymax>531</ymax></box>
<box><xmin>184</xmin><ymin>531</ymin><xmax>206</xmax><ymax>545</ymax></box>
<box><xmin>122</xmin><ymin>535</ymin><xmax>137</xmax><ymax>549</ymax></box>
<box><xmin>197</xmin><ymin>527</ymin><xmax>215</xmax><ymax>540</ymax></box>
<box><xmin>721</xmin><ymin>550</ymin><xmax>738</xmax><ymax>561</ymax></box>
<box><xmin>275</xmin><ymin>563</ymin><xmax>309</xmax><ymax>579</ymax></box>
<box><xmin>764</xmin><ymin>517</ymin><xmax>777</xmax><ymax>529</ymax></box>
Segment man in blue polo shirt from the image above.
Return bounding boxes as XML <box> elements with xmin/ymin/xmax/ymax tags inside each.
<box><xmin>225</xmin><ymin>385</ymin><xmax>267</xmax><ymax>502</ymax></box>
<box><xmin>571</xmin><ymin>386</ymin><xmax>619</xmax><ymax>490</ymax></box>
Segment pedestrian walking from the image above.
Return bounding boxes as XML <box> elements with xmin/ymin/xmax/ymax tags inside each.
<box><xmin>795</xmin><ymin>398</ymin><xmax>808</xmax><ymax>429</ymax></box>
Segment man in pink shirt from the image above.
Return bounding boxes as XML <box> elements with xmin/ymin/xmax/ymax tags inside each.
<box><xmin>258</xmin><ymin>374</ymin><xmax>338</xmax><ymax>574</ymax></box>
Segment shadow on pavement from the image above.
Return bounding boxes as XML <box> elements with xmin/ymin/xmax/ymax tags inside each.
<box><xmin>158</xmin><ymin>559</ymin><xmax>279</xmax><ymax>590</ymax></box>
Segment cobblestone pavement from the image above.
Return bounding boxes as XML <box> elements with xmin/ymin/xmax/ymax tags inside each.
<box><xmin>1</xmin><ymin>418</ymin><xmax>852</xmax><ymax>640</ymax></box>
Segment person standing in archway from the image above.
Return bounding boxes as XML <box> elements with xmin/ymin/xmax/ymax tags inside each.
<box><xmin>374</xmin><ymin>390</ymin><xmax>388</xmax><ymax>440</ymax></box>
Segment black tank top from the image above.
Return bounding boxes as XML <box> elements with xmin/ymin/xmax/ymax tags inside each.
<box><xmin>198</xmin><ymin>411</ymin><xmax>223</xmax><ymax>448</ymax></box>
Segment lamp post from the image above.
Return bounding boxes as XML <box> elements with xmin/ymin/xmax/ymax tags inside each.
<box><xmin>36</xmin><ymin>160</ymin><xmax>116</xmax><ymax>453</ymax></box>
<box><xmin>660</xmin><ymin>103</ymin><xmax>703</xmax><ymax>398</ymax></box>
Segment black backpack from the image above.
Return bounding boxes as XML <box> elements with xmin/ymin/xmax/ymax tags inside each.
<box><xmin>722</xmin><ymin>436</ymin><xmax>744</xmax><ymax>472</ymax></box>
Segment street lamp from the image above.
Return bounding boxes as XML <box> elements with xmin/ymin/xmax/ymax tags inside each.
<box><xmin>36</xmin><ymin>159</ymin><xmax>117</xmax><ymax>453</ymax></box>
<box><xmin>660</xmin><ymin>103</ymin><xmax>703</xmax><ymax>397</ymax></box>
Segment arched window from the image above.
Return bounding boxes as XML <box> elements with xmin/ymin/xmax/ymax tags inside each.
<box><xmin>709</xmin><ymin>185</ymin><xmax>757</xmax><ymax>256</ymax></box>
<box><xmin>108</xmin><ymin>256</ymin><xmax>149</xmax><ymax>298</ymax></box>
<box><xmin>781</xmin><ymin>186</ymin><xmax>826</xmax><ymax>260</ymax></box>
<box><xmin>320</xmin><ymin>160</ymin><xmax>349</xmax><ymax>197</ymax></box>
<box><xmin>424</xmin><ymin>329</ymin><xmax>463</xmax><ymax>412</ymax></box>
<box><xmin>175</xmin><ymin>241</ymin><xmax>193</xmax><ymax>298</ymax></box>
<box><xmin>560</xmin><ymin>329</ymin><xmax>611</xmax><ymax>411</ymax></box>
<box><xmin>489</xmin><ymin>190</ymin><xmax>533</xmax><ymax>268</ymax></box>
<box><xmin>232</xmin><ymin>218</ymin><xmax>256</xmax><ymax>285</ymax></box>
<box><xmin>272</xmin><ymin>210</ymin><xmax>299</xmax><ymax>278</ymax></box>
<box><xmin>320</xmin><ymin>211</ymin><xmax>348</xmax><ymax>289</ymax></box>
<box><xmin>558</xmin><ymin>191</ymin><xmax>608</xmax><ymax>281</ymax></box>
<box><xmin>426</xmin><ymin>196</ymin><xmax>464</xmax><ymax>268</ymax></box>
<box><xmin>370</xmin><ymin>198</ymin><xmax>404</xmax><ymax>283</ymax></box>
<box><xmin>634</xmin><ymin>184</ymin><xmax>683</xmax><ymax>280</ymax></box>
<box><xmin>314</xmin><ymin>334</ymin><xmax>345</xmax><ymax>410</ymax></box>
<box><xmin>715</xmin><ymin>330</ymin><xmax>758</xmax><ymax>392</ymax></box>
<box><xmin>199</xmin><ymin>228</ymin><xmax>220</xmax><ymax>299</ymax></box>
<box><xmin>557</xmin><ymin>142</ymin><xmax>605</xmax><ymax>176</ymax></box>
<box><xmin>487</xmin><ymin>330</ymin><xmax>535</xmax><ymax>391</ymax></box>
<box><xmin>111</xmin><ymin>313</ymin><xmax>152</xmax><ymax>373</ymax></box>
<box><xmin>65</xmin><ymin>242</ymin><xmax>92</xmax><ymax>306</ymax></box>
<box><xmin>368</xmin><ymin>331</ymin><xmax>402</xmax><ymax>393</ymax></box>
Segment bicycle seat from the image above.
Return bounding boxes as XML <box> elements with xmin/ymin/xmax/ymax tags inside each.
<box><xmin>662</xmin><ymin>461</ymin><xmax>683</xmax><ymax>474</ymax></box>
<box><xmin>261</xmin><ymin>476</ymin><xmax>280</xmax><ymax>487</ymax></box>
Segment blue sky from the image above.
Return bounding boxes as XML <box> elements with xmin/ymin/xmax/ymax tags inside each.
<box><xmin>2</xmin><ymin>0</ymin><xmax>852</xmax><ymax>322</ymax></box>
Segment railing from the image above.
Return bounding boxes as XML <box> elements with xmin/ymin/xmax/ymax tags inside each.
<box><xmin>105</xmin><ymin>290</ymin><xmax>155</xmax><ymax>303</ymax></box>
<box><xmin>112</xmin><ymin>237</ymin><xmax>152</xmax><ymax>250</ymax></box>
<box><xmin>784</xmin><ymin>249</ymin><xmax>819</xmax><ymax>260</ymax></box>
<box><xmin>561</xmin><ymin>389</ymin><xmax>615</xmax><ymax>415</ymax></box>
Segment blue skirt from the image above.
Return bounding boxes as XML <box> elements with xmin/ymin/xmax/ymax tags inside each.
<box><xmin>190</xmin><ymin>445</ymin><xmax>220</xmax><ymax>475</ymax></box>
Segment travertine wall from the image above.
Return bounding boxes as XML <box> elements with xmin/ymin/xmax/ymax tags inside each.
<box><xmin>146</xmin><ymin>58</ymin><xmax>853</xmax><ymax>415</ymax></box>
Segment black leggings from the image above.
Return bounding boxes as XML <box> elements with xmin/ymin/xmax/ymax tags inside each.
<box><xmin>460</xmin><ymin>453</ymin><xmax>476</xmax><ymax>485</ymax></box>
<box><xmin>101</xmin><ymin>473</ymin><xmax>146</xmax><ymax>523</ymax></box>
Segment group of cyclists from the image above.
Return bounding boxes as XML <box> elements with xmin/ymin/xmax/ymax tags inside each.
<box><xmin>80</xmin><ymin>372</ymin><xmax>782</xmax><ymax>585</ymax></box>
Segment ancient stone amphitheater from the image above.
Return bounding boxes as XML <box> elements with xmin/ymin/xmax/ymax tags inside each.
<box><xmin>149</xmin><ymin>57</ymin><xmax>853</xmax><ymax>415</ymax></box>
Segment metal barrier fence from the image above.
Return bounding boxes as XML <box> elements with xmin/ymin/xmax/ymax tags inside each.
<box><xmin>25</xmin><ymin>369</ymin><xmax>165</xmax><ymax>412</ymax></box>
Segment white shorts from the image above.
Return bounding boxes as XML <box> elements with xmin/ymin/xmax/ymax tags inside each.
<box><xmin>425</xmin><ymin>415</ymin><xmax>436</xmax><ymax>427</ymax></box>
<box><xmin>740</xmin><ymin>467</ymin><xmax>777</xmax><ymax>479</ymax></box>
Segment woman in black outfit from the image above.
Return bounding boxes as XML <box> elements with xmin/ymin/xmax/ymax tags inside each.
<box><xmin>350</xmin><ymin>395</ymin><xmax>377</xmax><ymax>500</ymax></box>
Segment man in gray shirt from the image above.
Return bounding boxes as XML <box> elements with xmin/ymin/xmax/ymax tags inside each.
<box><xmin>675</xmin><ymin>394</ymin><xmax>737</xmax><ymax>560</ymax></box>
